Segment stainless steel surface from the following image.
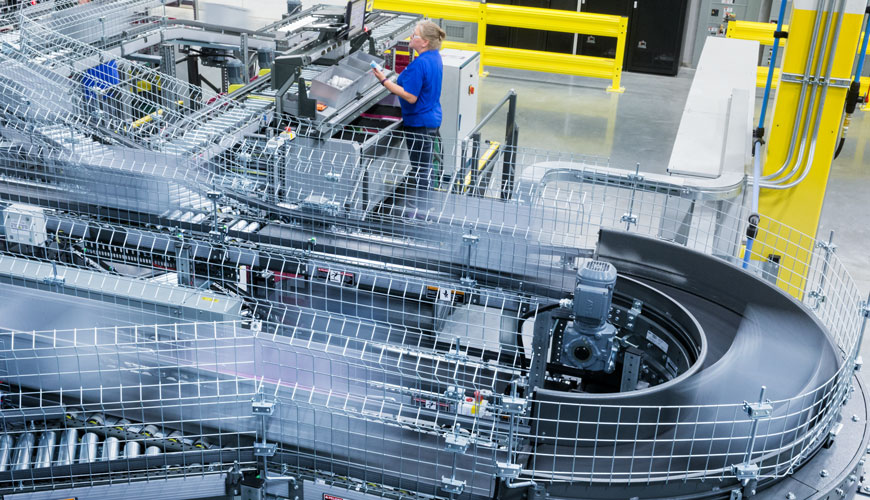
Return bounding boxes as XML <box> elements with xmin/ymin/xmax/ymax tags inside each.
<box><xmin>102</xmin><ymin>436</ymin><xmax>120</xmax><ymax>461</ymax></box>
<box><xmin>54</xmin><ymin>428</ymin><xmax>78</xmax><ymax>466</ymax></box>
<box><xmin>34</xmin><ymin>431</ymin><xmax>57</xmax><ymax>468</ymax></box>
<box><xmin>78</xmin><ymin>432</ymin><xmax>99</xmax><ymax>464</ymax></box>
<box><xmin>12</xmin><ymin>429</ymin><xmax>35</xmax><ymax>471</ymax></box>
<box><xmin>123</xmin><ymin>441</ymin><xmax>142</xmax><ymax>458</ymax></box>
<box><xmin>0</xmin><ymin>434</ymin><xmax>13</xmax><ymax>472</ymax></box>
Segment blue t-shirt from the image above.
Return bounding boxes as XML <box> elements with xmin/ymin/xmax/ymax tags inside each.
<box><xmin>396</xmin><ymin>50</ymin><xmax>443</xmax><ymax>128</ymax></box>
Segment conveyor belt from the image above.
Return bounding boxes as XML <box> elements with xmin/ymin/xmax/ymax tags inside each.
<box><xmin>0</xmin><ymin>230</ymin><xmax>845</xmax><ymax>499</ymax></box>
<box><xmin>527</xmin><ymin>230</ymin><xmax>841</xmax><ymax>496</ymax></box>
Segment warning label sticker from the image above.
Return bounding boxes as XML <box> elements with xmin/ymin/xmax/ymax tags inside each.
<box><xmin>646</xmin><ymin>330</ymin><xmax>669</xmax><ymax>354</ymax></box>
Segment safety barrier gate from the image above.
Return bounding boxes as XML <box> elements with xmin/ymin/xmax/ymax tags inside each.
<box><xmin>727</xmin><ymin>20</ymin><xmax>868</xmax><ymax>97</ymax></box>
<box><xmin>373</xmin><ymin>0</ymin><xmax>628</xmax><ymax>92</ymax></box>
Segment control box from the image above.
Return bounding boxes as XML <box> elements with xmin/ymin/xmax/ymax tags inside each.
<box><xmin>439</xmin><ymin>48</ymin><xmax>480</xmax><ymax>180</ymax></box>
<box><xmin>2</xmin><ymin>203</ymin><xmax>48</xmax><ymax>247</ymax></box>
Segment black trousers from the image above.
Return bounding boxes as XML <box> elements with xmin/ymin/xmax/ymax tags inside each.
<box><xmin>402</xmin><ymin>126</ymin><xmax>439</xmax><ymax>190</ymax></box>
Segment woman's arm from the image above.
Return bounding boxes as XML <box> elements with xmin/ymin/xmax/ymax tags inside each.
<box><xmin>373</xmin><ymin>67</ymin><xmax>418</xmax><ymax>104</ymax></box>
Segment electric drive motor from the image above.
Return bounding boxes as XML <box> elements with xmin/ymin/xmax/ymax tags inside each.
<box><xmin>562</xmin><ymin>260</ymin><xmax>618</xmax><ymax>373</ymax></box>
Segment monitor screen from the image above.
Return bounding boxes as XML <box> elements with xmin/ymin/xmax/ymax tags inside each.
<box><xmin>345</xmin><ymin>0</ymin><xmax>365</xmax><ymax>39</ymax></box>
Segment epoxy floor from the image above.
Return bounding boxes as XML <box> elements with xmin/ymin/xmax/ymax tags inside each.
<box><xmin>476</xmin><ymin>67</ymin><xmax>870</xmax><ymax>298</ymax></box>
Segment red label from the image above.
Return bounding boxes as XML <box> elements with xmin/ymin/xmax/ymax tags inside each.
<box><xmin>324</xmin><ymin>495</ymin><xmax>344</xmax><ymax>500</ymax></box>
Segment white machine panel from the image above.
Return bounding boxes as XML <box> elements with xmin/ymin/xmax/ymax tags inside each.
<box><xmin>2</xmin><ymin>203</ymin><xmax>48</xmax><ymax>247</ymax></box>
<box><xmin>439</xmin><ymin>48</ymin><xmax>480</xmax><ymax>178</ymax></box>
<box><xmin>668</xmin><ymin>37</ymin><xmax>757</xmax><ymax>179</ymax></box>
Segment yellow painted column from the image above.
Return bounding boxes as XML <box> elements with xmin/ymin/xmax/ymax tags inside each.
<box><xmin>755</xmin><ymin>0</ymin><xmax>865</xmax><ymax>298</ymax></box>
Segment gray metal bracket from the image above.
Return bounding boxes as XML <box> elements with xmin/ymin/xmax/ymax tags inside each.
<box><xmin>825</xmin><ymin>422</ymin><xmax>844</xmax><ymax>448</ymax></box>
<box><xmin>252</xmin><ymin>399</ymin><xmax>276</xmax><ymax>416</ymax></box>
<box><xmin>528</xmin><ymin>309</ymin><xmax>570</xmax><ymax>392</ymax></box>
<box><xmin>41</xmin><ymin>262</ymin><xmax>65</xmax><ymax>287</ymax></box>
<box><xmin>444</xmin><ymin>425</ymin><xmax>469</xmax><ymax>453</ymax></box>
<box><xmin>621</xmin><ymin>163</ymin><xmax>643</xmax><ymax>229</ymax></box>
<box><xmin>620</xmin><ymin>347</ymin><xmax>642</xmax><ymax>392</ymax></box>
<box><xmin>501</xmin><ymin>395</ymin><xmax>527</xmax><ymax>415</ymax></box>
<box><xmin>743</xmin><ymin>399</ymin><xmax>773</xmax><ymax>419</ymax></box>
<box><xmin>780</xmin><ymin>72</ymin><xmax>851</xmax><ymax>88</ymax></box>
<box><xmin>626</xmin><ymin>298</ymin><xmax>643</xmax><ymax>331</ymax></box>
<box><xmin>731</xmin><ymin>462</ymin><xmax>759</xmax><ymax>481</ymax></box>
<box><xmin>460</xmin><ymin>232</ymin><xmax>480</xmax><ymax>286</ymax></box>
<box><xmin>441</xmin><ymin>476</ymin><xmax>465</xmax><ymax>494</ymax></box>
<box><xmin>496</xmin><ymin>462</ymin><xmax>522</xmax><ymax>479</ymax></box>
<box><xmin>253</xmin><ymin>381</ymin><xmax>279</xmax><ymax>458</ymax></box>
<box><xmin>254</xmin><ymin>441</ymin><xmax>277</xmax><ymax>457</ymax></box>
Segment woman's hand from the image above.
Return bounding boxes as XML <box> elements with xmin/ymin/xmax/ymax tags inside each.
<box><xmin>372</xmin><ymin>67</ymin><xmax>385</xmax><ymax>82</ymax></box>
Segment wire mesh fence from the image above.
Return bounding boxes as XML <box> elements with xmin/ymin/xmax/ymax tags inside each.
<box><xmin>0</xmin><ymin>0</ymin><xmax>867</xmax><ymax>496</ymax></box>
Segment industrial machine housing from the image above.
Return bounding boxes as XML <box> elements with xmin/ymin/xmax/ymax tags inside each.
<box><xmin>0</xmin><ymin>1</ymin><xmax>868</xmax><ymax>500</ymax></box>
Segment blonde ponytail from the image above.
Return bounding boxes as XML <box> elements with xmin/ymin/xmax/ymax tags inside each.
<box><xmin>417</xmin><ymin>20</ymin><xmax>447</xmax><ymax>50</ymax></box>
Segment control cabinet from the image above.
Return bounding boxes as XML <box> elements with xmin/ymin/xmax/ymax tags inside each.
<box><xmin>691</xmin><ymin>0</ymin><xmax>767</xmax><ymax>66</ymax></box>
<box><xmin>439</xmin><ymin>48</ymin><xmax>480</xmax><ymax>179</ymax></box>
<box><xmin>580</xmin><ymin>0</ymin><xmax>689</xmax><ymax>76</ymax></box>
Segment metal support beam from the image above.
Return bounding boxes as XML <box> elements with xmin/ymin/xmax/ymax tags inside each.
<box><xmin>241</xmin><ymin>33</ymin><xmax>251</xmax><ymax>84</ymax></box>
<box><xmin>757</xmin><ymin>0</ymin><xmax>867</xmax><ymax>297</ymax></box>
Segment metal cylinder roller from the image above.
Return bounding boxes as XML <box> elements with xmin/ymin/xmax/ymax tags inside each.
<box><xmin>34</xmin><ymin>431</ymin><xmax>56</xmax><ymax>468</ymax></box>
<box><xmin>13</xmin><ymin>429</ymin><xmax>35</xmax><ymax>471</ymax></box>
<box><xmin>124</xmin><ymin>441</ymin><xmax>141</xmax><ymax>458</ymax></box>
<box><xmin>0</xmin><ymin>434</ymin><xmax>13</xmax><ymax>472</ymax></box>
<box><xmin>102</xmin><ymin>436</ymin><xmax>120</xmax><ymax>461</ymax></box>
<box><xmin>79</xmin><ymin>432</ymin><xmax>98</xmax><ymax>463</ymax></box>
<box><xmin>55</xmin><ymin>428</ymin><xmax>78</xmax><ymax>466</ymax></box>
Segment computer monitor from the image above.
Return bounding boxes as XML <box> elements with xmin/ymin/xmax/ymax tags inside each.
<box><xmin>345</xmin><ymin>0</ymin><xmax>365</xmax><ymax>39</ymax></box>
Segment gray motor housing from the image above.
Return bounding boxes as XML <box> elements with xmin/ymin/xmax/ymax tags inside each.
<box><xmin>562</xmin><ymin>260</ymin><xmax>618</xmax><ymax>372</ymax></box>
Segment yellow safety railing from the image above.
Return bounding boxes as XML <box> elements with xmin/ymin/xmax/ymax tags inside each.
<box><xmin>728</xmin><ymin>20</ymin><xmax>868</xmax><ymax>91</ymax></box>
<box><xmin>726</xmin><ymin>20</ymin><xmax>789</xmax><ymax>45</ymax></box>
<box><xmin>726</xmin><ymin>20</ymin><xmax>786</xmax><ymax>90</ymax></box>
<box><xmin>373</xmin><ymin>0</ymin><xmax>628</xmax><ymax>92</ymax></box>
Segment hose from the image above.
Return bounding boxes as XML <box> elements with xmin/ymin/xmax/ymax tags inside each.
<box><xmin>834</xmin><ymin>136</ymin><xmax>846</xmax><ymax>158</ymax></box>
<box><xmin>854</xmin><ymin>6</ymin><xmax>870</xmax><ymax>79</ymax></box>
<box><xmin>742</xmin><ymin>213</ymin><xmax>760</xmax><ymax>270</ymax></box>
<box><xmin>756</xmin><ymin>0</ymin><xmax>790</xmax><ymax>131</ymax></box>
<box><xmin>833</xmin><ymin>80</ymin><xmax>862</xmax><ymax>159</ymax></box>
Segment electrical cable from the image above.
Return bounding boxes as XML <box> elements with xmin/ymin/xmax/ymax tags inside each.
<box><xmin>756</xmin><ymin>0</ymin><xmax>790</xmax><ymax>131</ymax></box>
<box><xmin>854</xmin><ymin>5</ymin><xmax>870</xmax><ymax>79</ymax></box>
<box><xmin>831</xmin><ymin>6</ymin><xmax>870</xmax><ymax>160</ymax></box>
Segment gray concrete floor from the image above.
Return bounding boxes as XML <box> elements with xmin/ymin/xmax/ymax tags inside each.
<box><xmin>477</xmin><ymin>67</ymin><xmax>870</xmax><ymax>298</ymax></box>
<box><xmin>476</xmin><ymin>68</ymin><xmax>695</xmax><ymax>172</ymax></box>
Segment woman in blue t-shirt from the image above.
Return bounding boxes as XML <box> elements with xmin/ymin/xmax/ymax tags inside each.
<box><xmin>373</xmin><ymin>21</ymin><xmax>445</xmax><ymax>206</ymax></box>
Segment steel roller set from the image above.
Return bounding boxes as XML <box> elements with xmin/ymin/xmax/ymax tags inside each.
<box><xmin>0</xmin><ymin>0</ymin><xmax>868</xmax><ymax>499</ymax></box>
